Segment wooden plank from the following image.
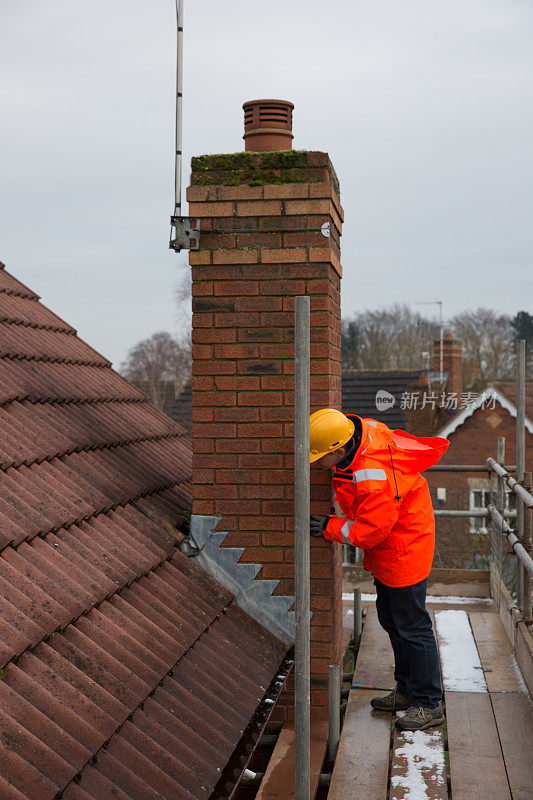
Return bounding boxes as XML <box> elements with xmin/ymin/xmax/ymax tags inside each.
<box><xmin>255</xmin><ymin>719</ymin><xmax>328</xmax><ymax>800</ymax></box>
<box><xmin>390</xmin><ymin>725</ymin><xmax>447</xmax><ymax>800</ymax></box>
<box><xmin>446</xmin><ymin>692</ymin><xmax>511</xmax><ymax>800</ymax></box>
<box><xmin>327</xmin><ymin>690</ymin><xmax>391</xmax><ymax>800</ymax></box>
<box><xmin>328</xmin><ymin>606</ymin><xmax>394</xmax><ymax>800</ymax></box>
<box><xmin>470</xmin><ymin>611</ymin><xmax>525</xmax><ymax>693</ymax></box>
<box><xmin>353</xmin><ymin>605</ymin><xmax>395</xmax><ymax>688</ymax></box>
<box><xmin>491</xmin><ymin>692</ymin><xmax>533</xmax><ymax>800</ymax></box>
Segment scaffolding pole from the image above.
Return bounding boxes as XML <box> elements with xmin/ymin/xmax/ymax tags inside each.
<box><xmin>294</xmin><ymin>296</ymin><xmax>310</xmax><ymax>800</ymax></box>
<box><xmin>516</xmin><ymin>340</ymin><xmax>526</xmax><ymax>612</ymax></box>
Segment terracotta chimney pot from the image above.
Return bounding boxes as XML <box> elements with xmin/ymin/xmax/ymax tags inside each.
<box><xmin>243</xmin><ymin>99</ymin><xmax>294</xmax><ymax>151</ymax></box>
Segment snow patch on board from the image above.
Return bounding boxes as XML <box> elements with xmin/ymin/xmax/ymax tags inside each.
<box><xmin>391</xmin><ymin>729</ymin><xmax>447</xmax><ymax>800</ymax></box>
<box><xmin>511</xmin><ymin>655</ymin><xmax>530</xmax><ymax>695</ymax></box>
<box><xmin>435</xmin><ymin>609</ymin><xmax>487</xmax><ymax>692</ymax></box>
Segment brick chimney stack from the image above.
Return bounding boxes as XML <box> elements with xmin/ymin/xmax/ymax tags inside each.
<box><xmin>434</xmin><ymin>333</ymin><xmax>463</xmax><ymax>400</ymax></box>
<box><xmin>187</xmin><ymin>102</ymin><xmax>343</xmax><ymax>721</ymax></box>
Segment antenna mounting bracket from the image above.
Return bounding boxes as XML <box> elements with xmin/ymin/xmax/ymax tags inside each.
<box><xmin>169</xmin><ymin>216</ymin><xmax>200</xmax><ymax>252</ymax></box>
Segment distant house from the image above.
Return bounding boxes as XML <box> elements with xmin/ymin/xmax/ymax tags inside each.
<box><xmin>0</xmin><ymin>262</ymin><xmax>290</xmax><ymax>800</ymax></box>
<box><xmin>426</xmin><ymin>380</ymin><xmax>533</xmax><ymax>568</ymax></box>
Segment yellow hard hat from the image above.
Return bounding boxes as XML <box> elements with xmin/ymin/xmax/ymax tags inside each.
<box><xmin>309</xmin><ymin>409</ymin><xmax>355</xmax><ymax>463</ymax></box>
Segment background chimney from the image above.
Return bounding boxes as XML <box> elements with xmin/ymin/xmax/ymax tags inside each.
<box><xmin>243</xmin><ymin>99</ymin><xmax>294</xmax><ymax>151</ymax></box>
<box><xmin>434</xmin><ymin>333</ymin><xmax>463</xmax><ymax>400</ymax></box>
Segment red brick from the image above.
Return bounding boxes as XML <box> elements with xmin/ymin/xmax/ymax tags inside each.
<box><xmin>195</xmin><ymin>484</ymin><xmax>237</xmax><ymax>500</ymax></box>
<box><xmin>189</xmin><ymin>250</ymin><xmax>211</xmax><ymax>265</ymax></box>
<box><xmin>198</xmin><ymin>233</ymin><xmax>237</xmax><ymax>249</ymax></box>
<box><xmin>262</xmin><ymin>500</ymin><xmax>292</xmax><ymax>515</ymax></box>
<box><xmin>192</xmin><ymin>328</ymin><xmax>236</xmax><ymax>344</ymax></box>
<box><xmin>192</xmin><ymin>408</ymin><xmax>213</xmax><ymax>423</ymax></box>
<box><xmin>237</xmin><ymin>297</ymin><xmax>283</xmax><ymax>312</ymax></box>
<box><xmin>260</xmin><ymin>407</ymin><xmax>293</xmax><ymax>422</ymax></box>
<box><xmin>191</xmin><ymin>345</ymin><xmax>213</xmax><ymax>359</ymax></box>
<box><xmin>192</xmin><ymin>282</ymin><xmax>214</xmax><ymax>297</ymax></box>
<box><xmin>285</xmin><ymin>199</ymin><xmax>330</xmax><ymax>215</ymax></box>
<box><xmin>193</xmin><ymin>500</ymin><xmax>215</xmax><ymax>514</ymax></box>
<box><xmin>192</xmin><ymin>438</ymin><xmax>215</xmax><ymax>454</ymax></box>
<box><xmin>237</xmin><ymin>360</ymin><xmax>282</xmax><ymax>376</ymax></box>
<box><xmin>192</xmin><ymin>265</ymin><xmax>239</xmax><ymax>281</ymax></box>
<box><xmin>216</xmin><ymin>500</ymin><xmax>261</xmax><ymax>515</ymax></box>
<box><xmin>238</xmin><ymin>453</ymin><xmax>283</xmax><ymax>469</ymax></box>
<box><xmin>260</xmin><ymin>281</ymin><xmax>306</xmax><ymax>296</ymax></box>
<box><xmin>215</xmin><ymin>439</ymin><xmax>261</xmax><ymax>453</ymax></box>
<box><xmin>186</xmin><ymin>185</ymin><xmax>208</xmax><ymax>202</ymax></box>
<box><xmin>215</xmin><ymin>376</ymin><xmax>260</xmax><ymax>391</ymax></box>
<box><xmin>240</xmin><ymin>484</ymin><xmax>284</xmax><ymax>499</ymax></box>
<box><xmin>260</xmin><ymin>376</ymin><xmax>294</xmax><ymax>390</ymax></box>
<box><xmin>214</xmin><ymin>281</ymin><xmax>260</xmax><ymax>297</ymax></box>
<box><xmin>237</xmin><ymin>328</ymin><xmax>283</xmax><ymax>343</ymax></box>
<box><xmin>259</xmin><ymin>344</ymin><xmax>294</xmax><ymax>359</ymax></box>
<box><xmin>214</xmin><ymin>344</ymin><xmax>260</xmax><ymax>360</ymax></box>
<box><xmin>236</xmin><ymin>232</ymin><xmax>283</xmax><ymax>248</ymax></box>
<box><xmin>260</xmin><ymin>564</ymin><xmax>294</xmax><ymax>578</ymax></box>
<box><xmin>193</xmin><ymin>469</ymin><xmax>215</xmax><ymax>484</ymax></box>
<box><xmin>214</xmin><ymin>407</ymin><xmax>260</xmax><ymax>423</ymax></box>
<box><xmin>236</xmin><ymin>200</ymin><xmax>282</xmax><ymax>216</ymax></box>
<box><xmin>192</xmin><ymin>422</ymin><xmax>236</xmax><ymax>438</ymax></box>
<box><xmin>192</xmin><ymin>313</ymin><xmax>214</xmax><ymax>328</ymax></box>
<box><xmin>188</xmin><ymin>201</ymin><xmax>234</xmax><ymax>217</ymax></box>
<box><xmin>221</xmin><ymin>532</ymin><xmax>261</xmax><ymax>547</ymax></box>
<box><xmin>213</xmin><ymin>249</ymin><xmax>259</xmax><ymax>265</ymax></box>
<box><xmin>194</xmin><ymin>454</ymin><xmax>237</xmax><ymax>468</ymax></box>
<box><xmin>194</xmin><ymin>391</ymin><xmax>236</xmax><ymax>407</ymax></box>
<box><xmin>193</xmin><ymin>360</ymin><xmax>236</xmax><ymax>375</ymax></box>
<box><xmin>216</xmin><ymin>185</ymin><xmax>264</xmax><ymax>201</ymax></box>
<box><xmin>238</xmin><ymin>391</ymin><xmax>282</xmax><ymax>406</ymax></box>
<box><xmin>263</xmin><ymin>184</ymin><xmax>309</xmax><ymax>199</ymax></box>
<box><xmin>192</xmin><ymin>376</ymin><xmax>213</xmax><ymax>391</ymax></box>
<box><xmin>238</xmin><ymin>422</ymin><xmax>283</xmax><ymax>437</ymax></box>
<box><xmin>238</xmin><ymin>515</ymin><xmax>284</xmax><ymax>531</ymax></box>
<box><xmin>260</xmin><ymin>248</ymin><xmax>307</xmax><ymax>264</ymax></box>
<box><xmin>240</xmin><ymin>547</ymin><xmax>284</xmax><ymax>563</ymax></box>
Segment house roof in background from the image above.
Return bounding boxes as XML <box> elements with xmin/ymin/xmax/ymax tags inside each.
<box><xmin>342</xmin><ymin>369</ymin><xmax>423</xmax><ymax>427</ymax></box>
<box><xmin>437</xmin><ymin>384</ymin><xmax>533</xmax><ymax>438</ymax></box>
<box><xmin>0</xmin><ymin>262</ymin><xmax>288</xmax><ymax>800</ymax></box>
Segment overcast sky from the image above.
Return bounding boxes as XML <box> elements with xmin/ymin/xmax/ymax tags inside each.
<box><xmin>1</xmin><ymin>0</ymin><xmax>532</xmax><ymax>369</ymax></box>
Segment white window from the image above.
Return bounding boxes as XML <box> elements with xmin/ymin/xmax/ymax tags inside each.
<box><xmin>469</xmin><ymin>485</ymin><xmax>513</xmax><ymax>535</ymax></box>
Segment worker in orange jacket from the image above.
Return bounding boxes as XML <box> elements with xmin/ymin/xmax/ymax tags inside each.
<box><xmin>309</xmin><ymin>408</ymin><xmax>450</xmax><ymax>731</ymax></box>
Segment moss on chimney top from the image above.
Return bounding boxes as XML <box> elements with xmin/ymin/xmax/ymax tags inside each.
<box><xmin>190</xmin><ymin>150</ymin><xmax>340</xmax><ymax>198</ymax></box>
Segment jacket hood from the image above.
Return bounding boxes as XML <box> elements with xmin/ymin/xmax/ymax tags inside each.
<box><xmin>345</xmin><ymin>414</ymin><xmax>449</xmax><ymax>474</ymax></box>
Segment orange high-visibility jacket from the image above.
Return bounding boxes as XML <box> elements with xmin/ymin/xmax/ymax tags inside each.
<box><xmin>323</xmin><ymin>415</ymin><xmax>450</xmax><ymax>587</ymax></box>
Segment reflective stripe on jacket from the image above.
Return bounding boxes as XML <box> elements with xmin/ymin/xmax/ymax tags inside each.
<box><xmin>323</xmin><ymin>416</ymin><xmax>449</xmax><ymax>587</ymax></box>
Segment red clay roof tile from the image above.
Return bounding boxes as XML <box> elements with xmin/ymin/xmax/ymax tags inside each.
<box><xmin>0</xmin><ymin>262</ymin><xmax>289</xmax><ymax>800</ymax></box>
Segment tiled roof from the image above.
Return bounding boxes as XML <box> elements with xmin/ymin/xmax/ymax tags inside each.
<box><xmin>342</xmin><ymin>369</ymin><xmax>423</xmax><ymax>427</ymax></box>
<box><xmin>496</xmin><ymin>380</ymin><xmax>533</xmax><ymax>423</ymax></box>
<box><xmin>0</xmin><ymin>263</ymin><xmax>289</xmax><ymax>800</ymax></box>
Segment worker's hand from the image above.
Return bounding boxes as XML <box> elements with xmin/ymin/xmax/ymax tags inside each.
<box><xmin>310</xmin><ymin>515</ymin><xmax>327</xmax><ymax>537</ymax></box>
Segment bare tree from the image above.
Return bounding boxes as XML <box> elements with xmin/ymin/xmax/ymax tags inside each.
<box><xmin>449</xmin><ymin>308</ymin><xmax>514</xmax><ymax>388</ymax></box>
<box><xmin>121</xmin><ymin>331</ymin><xmax>191</xmax><ymax>409</ymax></box>
<box><xmin>342</xmin><ymin>305</ymin><xmax>439</xmax><ymax>370</ymax></box>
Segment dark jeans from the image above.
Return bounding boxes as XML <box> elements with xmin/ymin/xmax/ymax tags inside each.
<box><xmin>375</xmin><ymin>577</ymin><xmax>442</xmax><ymax>709</ymax></box>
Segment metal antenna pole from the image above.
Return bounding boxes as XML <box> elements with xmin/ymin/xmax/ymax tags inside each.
<box><xmin>174</xmin><ymin>0</ymin><xmax>184</xmax><ymax>218</ymax></box>
<box><xmin>294</xmin><ymin>296</ymin><xmax>311</xmax><ymax>800</ymax></box>
<box><xmin>516</xmin><ymin>340</ymin><xmax>526</xmax><ymax>611</ymax></box>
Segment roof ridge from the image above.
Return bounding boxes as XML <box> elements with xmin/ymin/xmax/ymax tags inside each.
<box><xmin>2</xmin><ymin>353</ymin><xmax>111</xmax><ymax>368</ymax></box>
<box><xmin>0</xmin><ymin>316</ymin><xmax>77</xmax><ymax>334</ymax></box>
<box><xmin>0</xmin><ymin>286</ymin><xmax>40</xmax><ymax>300</ymax></box>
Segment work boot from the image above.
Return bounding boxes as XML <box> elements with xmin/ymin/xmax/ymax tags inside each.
<box><xmin>370</xmin><ymin>687</ymin><xmax>412</xmax><ymax>712</ymax></box>
<box><xmin>395</xmin><ymin>703</ymin><xmax>445</xmax><ymax>731</ymax></box>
